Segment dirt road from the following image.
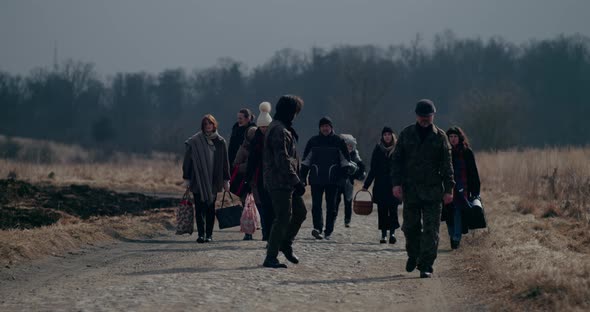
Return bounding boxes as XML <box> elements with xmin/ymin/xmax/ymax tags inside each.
<box><xmin>0</xmin><ymin>205</ymin><xmax>486</xmax><ymax>312</ymax></box>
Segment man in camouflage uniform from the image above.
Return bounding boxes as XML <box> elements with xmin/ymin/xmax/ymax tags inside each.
<box><xmin>391</xmin><ymin>99</ymin><xmax>455</xmax><ymax>278</ymax></box>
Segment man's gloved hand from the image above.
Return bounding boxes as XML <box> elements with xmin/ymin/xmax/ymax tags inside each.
<box><xmin>344</xmin><ymin>164</ymin><xmax>358</xmax><ymax>176</ymax></box>
<box><xmin>294</xmin><ymin>182</ymin><xmax>306</xmax><ymax>197</ymax></box>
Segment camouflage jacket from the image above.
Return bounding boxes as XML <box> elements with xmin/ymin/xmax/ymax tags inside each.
<box><xmin>263</xmin><ymin>120</ymin><xmax>301</xmax><ymax>191</ymax></box>
<box><xmin>391</xmin><ymin>123</ymin><xmax>455</xmax><ymax>203</ymax></box>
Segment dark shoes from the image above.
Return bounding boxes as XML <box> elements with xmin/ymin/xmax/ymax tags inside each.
<box><xmin>243</xmin><ymin>234</ymin><xmax>253</xmax><ymax>241</ymax></box>
<box><xmin>263</xmin><ymin>257</ymin><xmax>288</xmax><ymax>269</ymax></box>
<box><xmin>280</xmin><ymin>246</ymin><xmax>300</xmax><ymax>264</ymax></box>
<box><xmin>344</xmin><ymin>222</ymin><xmax>351</xmax><ymax>228</ymax></box>
<box><xmin>451</xmin><ymin>240</ymin><xmax>460</xmax><ymax>250</ymax></box>
<box><xmin>312</xmin><ymin>229</ymin><xmax>324</xmax><ymax>240</ymax></box>
<box><xmin>389</xmin><ymin>234</ymin><xmax>397</xmax><ymax>245</ymax></box>
<box><xmin>380</xmin><ymin>237</ymin><xmax>387</xmax><ymax>244</ymax></box>
<box><xmin>420</xmin><ymin>271</ymin><xmax>433</xmax><ymax>278</ymax></box>
<box><xmin>419</xmin><ymin>264</ymin><xmax>434</xmax><ymax>278</ymax></box>
<box><xmin>406</xmin><ymin>257</ymin><xmax>418</xmax><ymax>272</ymax></box>
<box><xmin>205</xmin><ymin>237</ymin><xmax>212</xmax><ymax>243</ymax></box>
<box><xmin>196</xmin><ymin>236</ymin><xmax>205</xmax><ymax>244</ymax></box>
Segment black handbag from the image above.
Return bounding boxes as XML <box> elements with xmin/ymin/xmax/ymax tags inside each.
<box><xmin>215</xmin><ymin>191</ymin><xmax>243</xmax><ymax>229</ymax></box>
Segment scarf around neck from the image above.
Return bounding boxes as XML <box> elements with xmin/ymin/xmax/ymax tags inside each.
<box><xmin>379</xmin><ymin>141</ymin><xmax>395</xmax><ymax>158</ymax></box>
<box><xmin>204</xmin><ymin>131</ymin><xmax>219</xmax><ymax>145</ymax></box>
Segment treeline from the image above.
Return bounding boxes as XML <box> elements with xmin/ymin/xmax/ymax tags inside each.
<box><xmin>1</xmin><ymin>31</ymin><xmax>589</xmax><ymax>161</ymax></box>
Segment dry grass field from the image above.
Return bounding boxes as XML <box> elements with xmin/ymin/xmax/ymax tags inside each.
<box><xmin>459</xmin><ymin>147</ymin><xmax>590</xmax><ymax>311</ymax></box>
<box><xmin>0</xmin><ymin>210</ymin><xmax>175</xmax><ymax>267</ymax></box>
<box><xmin>0</xmin><ymin>135</ymin><xmax>184</xmax><ymax>194</ymax></box>
<box><xmin>1</xmin><ymin>136</ymin><xmax>589</xmax><ymax>310</ymax></box>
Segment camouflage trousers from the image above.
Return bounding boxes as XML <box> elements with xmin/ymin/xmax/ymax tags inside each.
<box><xmin>402</xmin><ymin>200</ymin><xmax>442</xmax><ymax>271</ymax></box>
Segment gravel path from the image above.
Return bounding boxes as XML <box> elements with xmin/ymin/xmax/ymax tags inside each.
<box><xmin>0</xmin><ymin>203</ymin><xmax>486</xmax><ymax>312</ymax></box>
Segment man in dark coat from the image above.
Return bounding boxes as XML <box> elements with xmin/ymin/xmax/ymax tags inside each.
<box><xmin>262</xmin><ymin>95</ymin><xmax>307</xmax><ymax>269</ymax></box>
<box><xmin>300</xmin><ymin>117</ymin><xmax>351</xmax><ymax>240</ymax></box>
<box><xmin>391</xmin><ymin>99</ymin><xmax>455</xmax><ymax>278</ymax></box>
<box><xmin>228</xmin><ymin>108</ymin><xmax>256</xmax><ymax>166</ymax></box>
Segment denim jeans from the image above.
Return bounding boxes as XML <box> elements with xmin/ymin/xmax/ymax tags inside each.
<box><xmin>446</xmin><ymin>202</ymin><xmax>463</xmax><ymax>242</ymax></box>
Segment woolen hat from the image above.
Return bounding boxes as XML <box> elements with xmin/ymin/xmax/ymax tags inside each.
<box><xmin>319</xmin><ymin>116</ymin><xmax>333</xmax><ymax>128</ymax></box>
<box><xmin>446</xmin><ymin>127</ymin><xmax>461</xmax><ymax>136</ymax></box>
<box><xmin>256</xmin><ymin>102</ymin><xmax>272</xmax><ymax>127</ymax></box>
<box><xmin>415</xmin><ymin>99</ymin><xmax>436</xmax><ymax>117</ymax></box>
<box><xmin>382</xmin><ymin>126</ymin><xmax>394</xmax><ymax>135</ymax></box>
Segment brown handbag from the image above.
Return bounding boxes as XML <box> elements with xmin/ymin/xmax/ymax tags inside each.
<box><xmin>353</xmin><ymin>190</ymin><xmax>374</xmax><ymax>215</ymax></box>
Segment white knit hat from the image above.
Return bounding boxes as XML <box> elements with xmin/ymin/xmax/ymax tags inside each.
<box><xmin>257</xmin><ymin>102</ymin><xmax>272</xmax><ymax>127</ymax></box>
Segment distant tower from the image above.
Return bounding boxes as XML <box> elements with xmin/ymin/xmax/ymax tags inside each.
<box><xmin>53</xmin><ymin>40</ymin><xmax>59</xmax><ymax>71</ymax></box>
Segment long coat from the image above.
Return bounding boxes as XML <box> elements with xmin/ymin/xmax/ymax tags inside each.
<box><xmin>182</xmin><ymin>134</ymin><xmax>231</xmax><ymax>200</ymax></box>
<box><xmin>363</xmin><ymin>144</ymin><xmax>399</xmax><ymax>206</ymax></box>
<box><xmin>233</xmin><ymin>127</ymin><xmax>257</xmax><ymax>174</ymax></box>
<box><xmin>228</xmin><ymin>121</ymin><xmax>256</xmax><ymax>166</ymax></box>
<box><xmin>442</xmin><ymin>146</ymin><xmax>481</xmax><ymax>233</ymax></box>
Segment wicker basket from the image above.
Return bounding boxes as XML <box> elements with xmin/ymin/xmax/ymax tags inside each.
<box><xmin>353</xmin><ymin>190</ymin><xmax>373</xmax><ymax>215</ymax></box>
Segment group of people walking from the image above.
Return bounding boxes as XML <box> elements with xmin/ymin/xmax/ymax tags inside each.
<box><xmin>182</xmin><ymin>96</ymin><xmax>481</xmax><ymax>278</ymax></box>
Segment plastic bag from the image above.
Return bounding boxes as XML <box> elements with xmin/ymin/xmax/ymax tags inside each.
<box><xmin>240</xmin><ymin>193</ymin><xmax>257</xmax><ymax>235</ymax></box>
<box><xmin>176</xmin><ymin>189</ymin><xmax>194</xmax><ymax>235</ymax></box>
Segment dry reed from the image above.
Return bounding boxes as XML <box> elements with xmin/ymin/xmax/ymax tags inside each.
<box><xmin>460</xmin><ymin>147</ymin><xmax>590</xmax><ymax>311</ymax></box>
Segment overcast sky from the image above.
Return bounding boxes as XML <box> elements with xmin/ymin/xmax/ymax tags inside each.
<box><xmin>1</xmin><ymin>0</ymin><xmax>589</xmax><ymax>74</ymax></box>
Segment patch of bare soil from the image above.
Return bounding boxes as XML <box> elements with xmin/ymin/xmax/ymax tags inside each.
<box><xmin>0</xmin><ymin>179</ymin><xmax>178</xmax><ymax>229</ymax></box>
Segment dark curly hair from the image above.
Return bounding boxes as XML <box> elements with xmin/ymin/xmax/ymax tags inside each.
<box><xmin>446</xmin><ymin>126</ymin><xmax>470</xmax><ymax>148</ymax></box>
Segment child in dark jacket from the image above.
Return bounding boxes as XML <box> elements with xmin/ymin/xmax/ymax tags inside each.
<box><xmin>336</xmin><ymin>134</ymin><xmax>366</xmax><ymax>227</ymax></box>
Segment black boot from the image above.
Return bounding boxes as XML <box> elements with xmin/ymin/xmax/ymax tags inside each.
<box><xmin>262</xmin><ymin>256</ymin><xmax>288</xmax><ymax>269</ymax></box>
<box><xmin>280</xmin><ymin>246</ymin><xmax>300</xmax><ymax>264</ymax></box>
<box><xmin>406</xmin><ymin>257</ymin><xmax>417</xmax><ymax>272</ymax></box>
<box><xmin>420</xmin><ymin>271</ymin><xmax>433</xmax><ymax>278</ymax></box>
<box><xmin>312</xmin><ymin>229</ymin><xmax>324</xmax><ymax>240</ymax></box>
<box><xmin>389</xmin><ymin>234</ymin><xmax>397</xmax><ymax>244</ymax></box>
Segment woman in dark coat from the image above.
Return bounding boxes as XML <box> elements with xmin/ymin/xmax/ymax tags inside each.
<box><xmin>182</xmin><ymin>114</ymin><xmax>231</xmax><ymax>243</ymax></box>
<box><xmin>362</xmin><ymin>127</ymin><xmax>400</xmax><ymax>244</ymax></box>
<box><xmin>228</xmin><ymin>108</ymin><xmax>256</xmax><ymax>166</ymax></box>
<box><xmin>443</xmin><ymin>126</ymin><xmax>481</xmax><ymax>250</ymax></box>
<box><xmin>244</xmin><ymin>102</ymin><xmax>274</xmax><ymax>241</ymax></box>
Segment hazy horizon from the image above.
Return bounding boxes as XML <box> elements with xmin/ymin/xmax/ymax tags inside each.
<box><xmin>1</xmin><ymin>0</ymin><xmax>590</xmax><ymax>75</ymax></box>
